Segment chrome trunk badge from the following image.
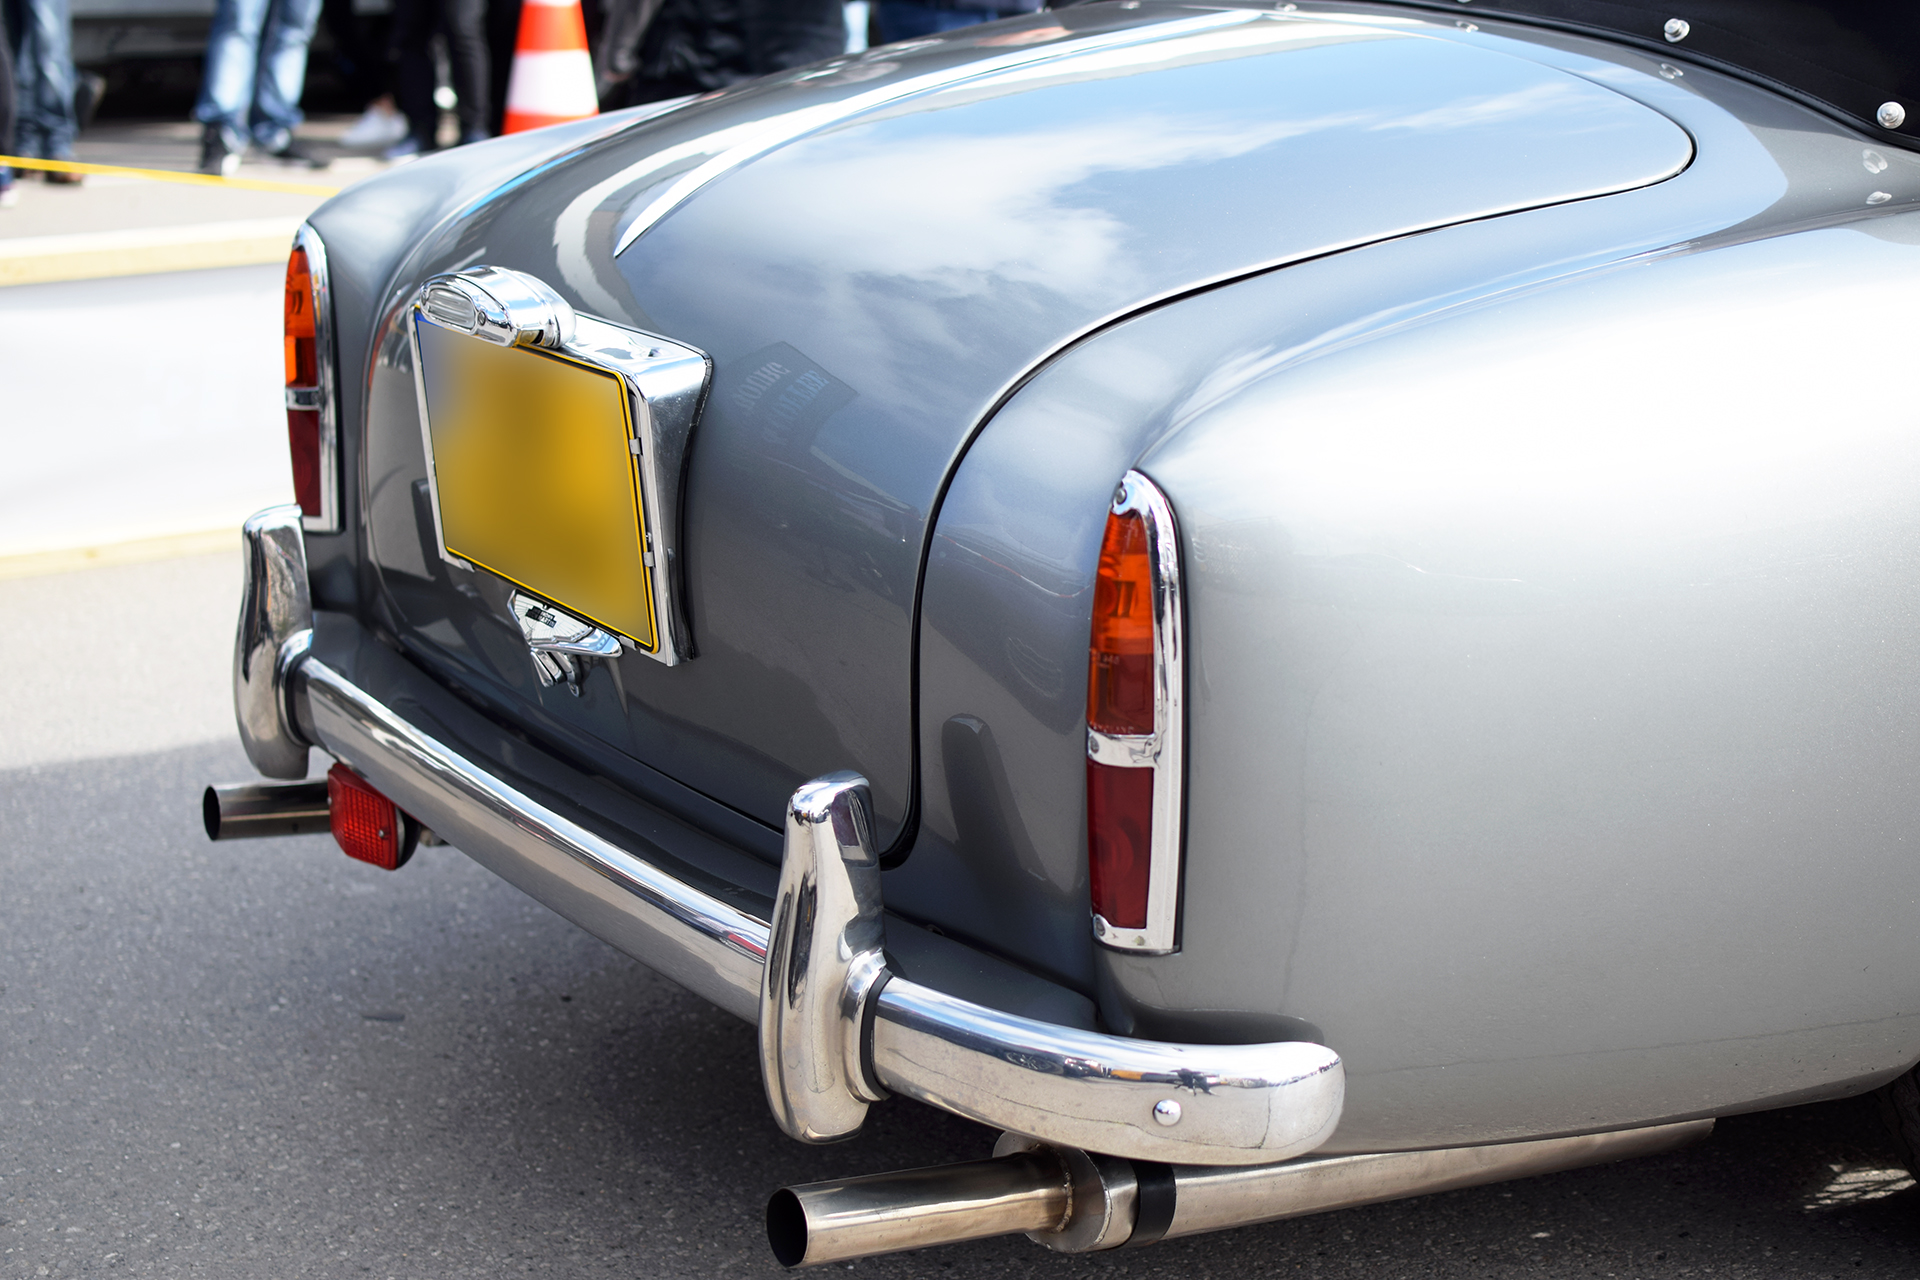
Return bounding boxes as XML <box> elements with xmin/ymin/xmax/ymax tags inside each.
<box><xmin>510</xmin><ymin>590</ymin><xmax>622</xmax><ymax>695</ymax></box>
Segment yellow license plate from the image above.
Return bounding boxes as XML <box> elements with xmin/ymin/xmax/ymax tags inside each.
<box><xmin>415</xmin><ymin>319</ymin><xmax>658</xmax><ymax>652</ymax></box>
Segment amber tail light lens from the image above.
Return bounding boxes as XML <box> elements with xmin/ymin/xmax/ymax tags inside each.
<box><xmin>284</xmin><ymin>242</ymin><xmax>323</xmax><ymax>519</ymax></box>
<box><xmin>327</xmin><ymin>763</ymin><xmax>416</xmax><ymax>871</ymax></box>
<box><xmin>1087</xmin><ymin>508</ymin><xmax>1155</xmax><ymax>735</ymax></box>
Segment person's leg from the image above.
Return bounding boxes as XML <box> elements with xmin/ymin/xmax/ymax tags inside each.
<box><xmin>14</xmin><ymin>0</ymin><xmax>77</xmax><ymax>159</ymax></box>
<box><xmin>0</xmin><ymin>7</ymin><xmax>17</xmax><ymax>202</ymax></box>
<box><xmin>741</xmin><ymin>0</ymin><xmax>843</xmax><ymax>77</ymax></box>
<box><xmin>195</xmin><ymin>0</ymin><xmax>269</xmax><ymax>153</ymax></box>
<box><xmin>388</xmin><ymin>0</ymin><xmax>437</xmax><ymax>150</ymax></box>
<box><xmin>483</xmin><ymin>0</ymin><xmax>518</xmax><ymax>135</ymax></box>
<box><xmin>873</xmin><ymin>3</ymin><xmax>997</xmax><ymax>43</ymax></box>
<box><xmin>248</xmin><ymin>0</ymin><xmax>324</xmax><ymax>150</ymax></box>
<box><xmin>442</xmin><ymin>0</ymin><xmax>490</xmax><ymax>141</ymax></box>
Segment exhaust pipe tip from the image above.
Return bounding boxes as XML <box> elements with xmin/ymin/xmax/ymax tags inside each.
<box><xmin>765</xmin><ymin>1151</ymin><xmax>1074</xmax><ymax>1267</ymax></box>
<box><xmin>203</xmin><ymin>780</ymin><xmax>331</xmax><ymax>841</ymax></box>
<box><xmin>201</xmin><ymin>786</ymin><xmax>223</xmax><ymax>841</ymax></box>
<box><xmin>766</xmin><ymin>1188</ymin><xmax>809</xmax><ymax>1268</ymax></box>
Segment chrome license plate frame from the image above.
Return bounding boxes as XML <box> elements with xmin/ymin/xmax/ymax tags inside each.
<box><xmin>407</xmin><ymin>275</ymin><xmax>709</xmax><ymax>666</ymax></box>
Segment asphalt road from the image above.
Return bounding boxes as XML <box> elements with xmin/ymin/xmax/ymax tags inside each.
<box><xmin>0</xmin><ymin>267</ymin><xmax>290</xmax><ymax>558</ymax></box>
<box><xmin>5</xmin><ymin>555</ymin><xmax>1920</xmax><ymax>1278</ymax></box>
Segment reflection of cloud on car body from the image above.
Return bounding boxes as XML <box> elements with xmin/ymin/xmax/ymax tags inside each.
<box><xmin>702</xmin><ymin>113</ymin><xmax>1375</xmax><ymax>303</ymax></box>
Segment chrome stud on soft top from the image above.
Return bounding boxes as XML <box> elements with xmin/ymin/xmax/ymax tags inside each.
<box><xmin>1662</xmin><ymin>17</ymin><xmax>1689</xmax><ymax>42</ymax></box>
<box><xmin>1879</xmin><ymin>102</ymin><xmax>1907</xmax><ymax>131</ymax></box>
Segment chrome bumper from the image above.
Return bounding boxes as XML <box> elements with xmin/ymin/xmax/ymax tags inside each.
<box><xmin>236</xmin><ymin>506</ymin><xmax>1345</xmax><ymax>1166</ymax></box>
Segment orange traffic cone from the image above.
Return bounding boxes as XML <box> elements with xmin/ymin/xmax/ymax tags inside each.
<box><xmin>501</xmin><ymin>0</ymin><xmax>599</xmax><ymax>134</ymax></box>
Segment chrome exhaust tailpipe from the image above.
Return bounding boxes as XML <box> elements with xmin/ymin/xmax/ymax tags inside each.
<box><xmin>203</xmin><ymin>781</ymin><xmax>329</xmax><ymax>840</ymax></box>
<box><xmin>768</xmin><ymin>1151</ymin><xmax>1074</xmax><ymax>1267</ymax></box>
<box><xmin>769</xmin><ymin>1119</ymin><xmax>1713</xmax><ymax>1266</ymax></box>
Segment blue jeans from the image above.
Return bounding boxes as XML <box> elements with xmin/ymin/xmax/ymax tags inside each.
<box><xmin>873</xmin><ymin>3</ymin><xmax>1026</xmax><ymax>43</ymax></box>
<box><xmin>193</xmin><ymin>0</ymin><xmax>325</xmax><ymax>150</ymax></box>
<box><xmin>5</xmin><ymin>0</ymin><xmax>77</xmax><ymax>160</ymax></box>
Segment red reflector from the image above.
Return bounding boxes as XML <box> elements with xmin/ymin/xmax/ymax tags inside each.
<box><xmin>285</xmin><ymin>244</ymin><xmax>322</xmax><ymax>519</ymax></box>
<box><xmin>327</xmin><ymin>764</ymin><xmax>412</xmax><ymax>871</ymax></box>
<box><xmin>1087</xmin><ymin>760</ymin><xmax>1153</xmax><ymax>929</ymax></box>
<box><xmin>1088</xmin><ymin>508</ymin><xmax>1155</xmax><ymax>735</ymax></box>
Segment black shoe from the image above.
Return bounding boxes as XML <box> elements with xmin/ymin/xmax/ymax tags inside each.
<box><xmin>268</xmin><ymin>137</ymin><xmax>332</xmax><ymax>170</ymax></box>
<box><xmin>44</xmin><ymin>164</ymin><xmax>84</xmax><ymax>186</ymax></box>
<box><xmin>73</xmin><ymin>71</ymin><xmax>107</xmax><ymax>131</ymax></box>
<box><xmin>199</xmin><ymin>124</ymin><xmax>242</xmax><ymax>177</ymax></box>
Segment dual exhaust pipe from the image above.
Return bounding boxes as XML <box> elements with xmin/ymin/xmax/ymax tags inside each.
<box><xmin>770</xmin><ymin>1119</ymin><xmax>1713</xmax><ymax>1267</ymax></box>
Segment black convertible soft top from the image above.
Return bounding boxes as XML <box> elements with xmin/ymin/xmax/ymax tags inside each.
<box><xmin>1387</xmin><ymin>1</ymin><xmax>1917</xmax><ymax>146</ymax></box>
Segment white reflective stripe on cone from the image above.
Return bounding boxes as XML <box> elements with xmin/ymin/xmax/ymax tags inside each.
<box><xmin>505</xmin><ymin>51</ymin><xmax>600</xmax><ymax>117</ymax></box>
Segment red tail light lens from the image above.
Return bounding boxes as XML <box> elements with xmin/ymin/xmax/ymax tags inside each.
<box><xmin>1087</xmin><ymin>760</ymin><xmax>1153</xmax><ymax>929</ymax></box>
<box><xmin>327</xmin><ymin>764</ymin><xmax>414</xmax><ymax>871</ymax></box>
<box><xmin>285</xmin><ymin>244</ymin><xmax>322</xmax><ymax>519</ymax></box>
<box><xmin>1088</xmin><ymin>508</ymin><xmax>1155</xmax><ymax>735</ymax></box>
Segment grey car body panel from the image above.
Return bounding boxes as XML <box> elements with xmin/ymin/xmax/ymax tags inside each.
<box><xmin>349</xmin><ymin>2</ymin><xmax>1690</xmax><ymax>864</ymax></box>
<box><xmin>916</xmin><ymin>20</ymin><xmax>1920</xmax><ymax>1145</ymax></box>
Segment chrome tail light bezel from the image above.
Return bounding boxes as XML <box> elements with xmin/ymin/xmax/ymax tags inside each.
<box><xmin>1086</xmin><ymin>468</ymin><xmax>1185</xmax><ymax>954</ymax></box>
<box><xmin>289</xmin><ymin>223</ymin><xmax>341</xmax><ymax>534</ymax></box>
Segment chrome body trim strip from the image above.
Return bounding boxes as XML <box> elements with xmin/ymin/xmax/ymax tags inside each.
<box><xmin>1089</xmin><ymin>469</ymin><xmax>1185</xmax><ymax>955</ymax></box>
<box><xmin>233</xmin><ymin>505</ymin><xmax>313</xmax><ymax>779</ymax></box>
<box><xmin>611</xmin><ymin>9</ymin><xmax>1260</xmax><ymax>257</ymax></box>
<box><xmin>294</xmin><ymin>223</ymin><xmax>341</xmax><ymax>535</ymax></box>
<box><xmin>769</xmin><ymin>1118</ymin><xmax>1714</xmax><ymax>1263</ymax></box>
<box><xmin>1158</xmin><ymin>1119</ymin><xmax>1715</xmax><ymax>1239</ymax></box>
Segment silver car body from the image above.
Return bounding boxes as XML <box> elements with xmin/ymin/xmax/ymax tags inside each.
<box><xmin>231</xmin><ymin>0</ymin><xmax>1920</xmax><ymax>1189</ymax></box>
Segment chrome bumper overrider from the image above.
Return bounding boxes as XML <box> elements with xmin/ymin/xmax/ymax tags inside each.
<box><xmin>236</xmin><ymin>506</ymin><xmax>1344</xmax><ymax>1166</ymax></box>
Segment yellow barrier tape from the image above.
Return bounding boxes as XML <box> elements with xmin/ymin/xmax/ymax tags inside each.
<box><xmin>0</xmin><ymin>154</ymin><xmax>343</xmax><ymax>196</ymax></box>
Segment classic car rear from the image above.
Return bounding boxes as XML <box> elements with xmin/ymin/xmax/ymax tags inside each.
<box><xmin>207</xmin><ymin>0</ymin><xmax>1920</xmax><ymax>1263</ymax></box>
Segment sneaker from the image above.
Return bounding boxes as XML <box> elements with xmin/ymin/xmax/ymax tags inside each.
<box><xmin>340</xmin><ymin>100</ymin><xmax>408</xmax><ymax>149</ymax></box>
<box><xmin>0</xmin><ymin>181</ymin><xmax>17</xmax><ymax>209</ymax></box>
<box><xmin>268</xmin><ymin>136</ymin><xmax>332</xmax><ymax>169</ymax></box>
<box><xmin>199</xmin><ymin>124</ymin><xmax>242</xmax><ymax>177</ymax></box>
<box><xmin>73</xmin><ymin>71</ymin><xmax>107</xmax><ymax>130</ymax></box>
<box><xmin>382</xmin><ymin>134</ymin><xmax>428</xmax><ymax>162</ymax></box>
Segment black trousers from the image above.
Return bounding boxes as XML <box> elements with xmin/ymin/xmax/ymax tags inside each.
<box><xmin>320</xmin><ymin>0</ymin><xmax>386</xmax><ymax>105</ymax></box>
<box><xmin>391</xmin><ymin>0</ymin><xmax>491</xmax><ymax>144</ymax></box>
<box><xmin>0</xmin><ymin>5</ymin><xmax>15</xmax><ymax>173</ymax></box>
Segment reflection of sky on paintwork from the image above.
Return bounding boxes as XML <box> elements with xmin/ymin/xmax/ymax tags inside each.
<box><xmin>623</xmin><ymin>29</ymin><xmax>1687</xmax><ymax>508</ymax></box>
<box><xmin>684</xmin><ymin>36</ymin><xmax>1682</xmax><ymax>309</ymax></box>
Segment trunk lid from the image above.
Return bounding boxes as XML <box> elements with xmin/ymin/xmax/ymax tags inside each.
<box><xmin>359</xmin><ymin>5</ymin><xmax>1691</xmax><ymax>851</ymax></box>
